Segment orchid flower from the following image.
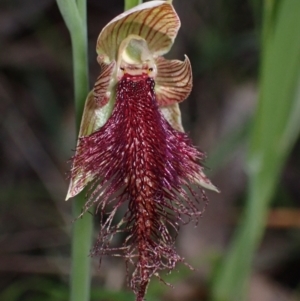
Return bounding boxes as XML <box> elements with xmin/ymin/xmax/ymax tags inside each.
<box><xmin>66</xmin><ymin>1</ymin><xmax>218</xmax><ymax>300</ymax></box>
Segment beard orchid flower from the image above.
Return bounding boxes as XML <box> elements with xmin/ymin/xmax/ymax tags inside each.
<box><xmin>66</xmin><ymin>1</ymin><xmax>219</xmax><ymax>300</ymax></box>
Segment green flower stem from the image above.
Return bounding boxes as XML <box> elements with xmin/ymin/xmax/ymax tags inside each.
<box><xmin>56</xmin><ymin>1</ymin><xmax>92</xmax><ymax>301</ymax></box>
<box><xmin>124</xmin><ymin>0</ymin><xmax>142</xmax><ymax>11</ymax></box>
<box><xmin>76</xmin><ymin>0</ymin><xmax>87</xmax><ymax>27</ymax></box>
<box><xmin>56</xmin><ymin>0</ymin><xmax>89</xmax><ymax>123</ymax></box>
<box><xmin>70</xmin><ymin>195</ymin><xmax>93</xmax><ymax>301</ymax></box>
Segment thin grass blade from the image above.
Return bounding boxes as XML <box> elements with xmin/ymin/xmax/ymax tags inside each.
<box><xmin>211</xmin><ymin>0</ymin><xmax>300</xmax><ymax>300</ymax></box>
<box><xmin>56</xmin><ymin>1</ymin><xmax>92</xmax><ymax>301</ymax></box>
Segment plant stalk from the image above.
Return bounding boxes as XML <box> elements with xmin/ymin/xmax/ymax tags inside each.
<box><xmin>56</xmin><ymin>1</ymin><xmax>93</xmax><ymax>301</ymax></box>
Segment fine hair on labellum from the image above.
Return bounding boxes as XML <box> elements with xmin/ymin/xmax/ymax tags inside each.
<box><xmin>71</xmin><ymin>73</ymin><xmax>208</xmax><ymax>300</ymax></box>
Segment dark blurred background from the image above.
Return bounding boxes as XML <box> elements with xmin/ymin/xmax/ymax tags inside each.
<box><xmin>1</xmin><ymin>0</ymin><xmax>300</xmax><ymax>300</ymax></box>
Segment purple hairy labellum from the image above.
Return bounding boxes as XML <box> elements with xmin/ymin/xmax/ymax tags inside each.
<box><xmin>66</xmin><ymin>1</ymin><xmax>219</xmax><ymax>300</ymax></box>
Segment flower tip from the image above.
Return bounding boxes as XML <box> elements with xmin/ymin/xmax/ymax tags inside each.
<box><xmin>65</xmin><ymin>190</ymin><xmax>73</xmax><ymax>201</ymax></box>
<box><xmin>65</xmin><ymin>180</ymin><xmax>78</xmax><ymax>200</ymax></box>
<box><xmin>196</xmin><ymin>171</ymin><xmax>220</xmax><ymax>193</ymax></box>
<box><xmin>205</xmin><ymin>182</ymin><xmax>220</xmax><ymax>193</ymax></box>
<box><xmin>198</xmin><ymin>178</ymin><xmax>220</xmax><ymax>193</ymax></box>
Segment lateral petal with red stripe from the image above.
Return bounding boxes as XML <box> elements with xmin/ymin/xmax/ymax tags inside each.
<box><xmin>155</xmin><ymin>55</ymin><xmax>192</xmax><ymax>106</ymax></box>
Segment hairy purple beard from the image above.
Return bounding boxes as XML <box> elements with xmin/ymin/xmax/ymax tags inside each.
<box><xmin>71</xmin><ymin>74</ymin><xmax>208</xmax><ymax>300</ymax></box>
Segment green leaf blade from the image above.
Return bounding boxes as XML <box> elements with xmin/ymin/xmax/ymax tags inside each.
<box><xmin>211</xmin><ymin>0</ymin><xmax>300</xmax><ymax>300</ymax></box>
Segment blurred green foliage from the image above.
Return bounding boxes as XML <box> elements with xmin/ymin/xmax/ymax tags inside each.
<box><xmin>211</xmin><ymin>1</ymin><xmax>300</xmax><ymax>300</ymax></box>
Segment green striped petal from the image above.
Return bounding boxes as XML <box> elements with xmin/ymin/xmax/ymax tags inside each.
<box><xmin>96</xmin><ymin>1</ymin><xmax>180</xmax><ymax>62</ymax></box>
<box><xmin>67</xmin><ymin>71</ymin><xmax>117</xmax><ymax>200</ymax></box>
<box><xmin>79</xmin><ymin>60</ymin><xmax>116</xmax><ymax>138</ymax></box>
